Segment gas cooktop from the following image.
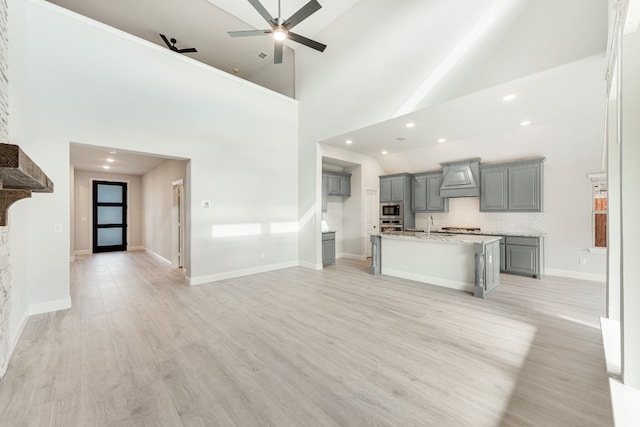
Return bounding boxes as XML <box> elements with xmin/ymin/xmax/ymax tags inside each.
<box><xmin>441</xmin><ymin>226</ymin><xmax>481</xmax><ymax>233</ymax></box>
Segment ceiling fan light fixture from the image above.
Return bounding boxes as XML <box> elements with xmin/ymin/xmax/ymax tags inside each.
<box><xmin>273</xmin><ymin>27</ymin><xmax>287</xmax><ymax>41</ymax></box>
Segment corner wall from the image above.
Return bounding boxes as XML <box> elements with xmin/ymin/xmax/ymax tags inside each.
<box><xmin>141</xmin><ymin>159</ymin><xmax>187</xmax><ymax>263</ymax></box>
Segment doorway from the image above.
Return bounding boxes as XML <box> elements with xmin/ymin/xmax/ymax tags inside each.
<box><xmin>171</xmin><ymin>179</ymin><xmax>185</xmax><ymax>268</ymax></box>
<box><xmin>92</xmin><ymin>180</ymin><xmax>128</xmax><ymax>253</ymax></box>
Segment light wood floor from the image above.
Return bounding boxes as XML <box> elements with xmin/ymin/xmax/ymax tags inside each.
<box><xmin>0</xmin><ymin>252</ymin><xmax>612</xmax><ymax>426</ymax></box>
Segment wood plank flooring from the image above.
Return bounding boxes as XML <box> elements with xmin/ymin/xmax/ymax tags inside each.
<box><xmin>0</xmin><ymin>252</ymin><xmax>612</xmax><ymax>426</ymax></box>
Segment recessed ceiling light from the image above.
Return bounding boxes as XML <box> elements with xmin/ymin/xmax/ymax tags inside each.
<box><xmin>406</xmin><ymin>122</ymin><xmax>415</xmax><ymax>128</ymax></box>
<box><xmin>503</xmin><ymin>94</ymin><xmax>517</xmax><ymax>102</ymax></box>
<box><xmin>345</xmin><ymin>139</ymin><xmax>353</xmax><ymax>145</ymax></box>
<box><xmin>381</xmin><ymin>150</ymin><xmax>388</xmax><ymax>155</ymax></box>
<box><xmin>520</xmin><ymin>120</ymin><xmax>532</xmax><ymax>127</ymax></box>
<box><xmin>103</xmin><ymin>165</ymin><xmax>111</xmax><ymax>170</ymax></box>
<box><xmin>106</xmin><ymin>158</ymin><xmax>115</xmax><ymax>163</ymax></box>
<box><xmin>438</xmin><ymin>138</ymin><xmax>446</xmax><ymax>143</ymax></box>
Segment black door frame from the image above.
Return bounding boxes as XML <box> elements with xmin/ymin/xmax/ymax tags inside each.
<box><xmin>92</xmin><ymin>180</ymin><xmax>128</xmax><ymax>253</ymax></box>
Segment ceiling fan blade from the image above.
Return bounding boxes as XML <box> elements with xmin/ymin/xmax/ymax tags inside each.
<box><xmin>176</xmin><ymin>48</ymin><xmax>198</xmax><ymax>53</ymax></box>
<box><xmin>227</xmin><ymin>29</ymin><xmax>271</xmax><ymax>37</ymax></box>
<box><xmin>274</xmin><ymin>41</ymin><xmax>283</xmax><ymax>64</ymax></box>
<box><xmin>287</xmin><ymin>31</ymin><xmax>326</xmax><ymax>52</ymax></box>
<box><xmin>283</xmin><ymin>0</ymin><xmax>322</xmax><ymax>29</ymax></box>
<box><xmin>159</xmin><ymin>33</ymin><xmax>172</xmax><ymax>48</ymax></box>
<box><xmin>247</xmin><ymin>0</ymin><xmax>275</xmax><ymax>25</ymax></box>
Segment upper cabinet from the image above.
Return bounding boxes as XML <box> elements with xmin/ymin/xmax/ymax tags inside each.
<box><xmin>411</xmin><ymin>172</ymin><xmax>448</xmax><ymax>212</ymax></box>
<box><xmin>480</xmin><ymin>158</ymin><xmax>544</xmax><ymax>212</ymax></box>
<box><xmin>380</xmin><ymin>174</ymin><xmax>412</xmax><ymax>202</ymax></box>
<box><xmin>322</xmin><ymin>171</ymin><xmax>351</xmax><ymax>213</ymax></box>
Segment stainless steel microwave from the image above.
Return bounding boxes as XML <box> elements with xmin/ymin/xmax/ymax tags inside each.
<box><xmin>380</xmin><ymin>203</ymin><xmax>403</xmax><ymax>218</ymax></box>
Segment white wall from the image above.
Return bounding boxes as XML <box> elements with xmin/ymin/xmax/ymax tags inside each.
<box><xmin>73</xmin><ymin>169</ymin><xmax>143</xmax><ymax>253</ymax></box>
<box><xmin>141</xmin><ymin>159</ymin><xmax>187</xmax><ymax>262</ymax></box>
<box><xmin>8</xmin><ymin>0</ymin><xmax>299</xmax><ymax>329</ymax></box>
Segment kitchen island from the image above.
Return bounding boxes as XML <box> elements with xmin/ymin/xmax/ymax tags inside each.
<box><xmin>370</xmin><ymin>232</ymin><xmax>501</xmax><ymax>298</ymax></box>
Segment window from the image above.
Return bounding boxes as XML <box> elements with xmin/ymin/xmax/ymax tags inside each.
<box><xmin>590</xmin><ymin>174</ymin><xmax>607</xmax><ymax>249</ymax></box>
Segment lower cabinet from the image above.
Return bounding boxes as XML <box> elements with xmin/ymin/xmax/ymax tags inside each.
<box><xmin>501</xmin><ymin>236</ymin><xmax>542</xmax><ymax>278</ymax></box>
<box><xmin>322</xmin><ymin>232</ymin><xmax>336</xmax><ymax>266</ymax></box>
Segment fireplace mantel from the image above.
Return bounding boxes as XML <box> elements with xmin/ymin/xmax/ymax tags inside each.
<box><xmin>0</xmin><ymin>143</ymin><xmax>54</xmax><ymax>225</ymax></box>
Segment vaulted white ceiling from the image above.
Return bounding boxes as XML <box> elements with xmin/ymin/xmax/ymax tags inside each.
<box><xmin>48</xmin><ymin>0</ymin><xmax>608</xmax><ymax>172</ymax></box>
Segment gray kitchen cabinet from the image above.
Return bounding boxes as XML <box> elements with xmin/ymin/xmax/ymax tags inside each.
<box><xmin>327</xmin><ymin>174</ymin><xmax>341</xmax><ymax>195</ymax></box>
<box><xmin>504</xmin><ymin>236</ymin><xmax>542</xmax><ymax>278</ymax></box>
<box><xmin>411</xmin><ymin>175</ymin><xmax>427</xmax><ymax>211</ymax></box>
<box><xmin>322</xmin><ymin>171</ymin><xmax>351</xmax><ymax>213</ymax></box>
<box><xmin>321</xmin><ymin>174</ymin><xmax>328</xmax><ymax>213</ymax></box>
<box><xmin>480</xmin><ymin>167</ymin><xmax>508</xmax><ymax>211</ymax></box>
<box><xmin>322</xmin><ymin>232</ymin><xmax>336</xmax><ymax>266</ymax></box>
<box><xmin>411</xmin><ymin>172</ymin><xmax>448</xmax><ymax>212</ymax></box>
<box><xmin>480</xmin><ymin>158</ymin><xmax>544</xmax><ymax>212</ymax></box>
<box><xmin>380</xmin><ymin>174</ymin><xmax>411</xmax><ymax>202</ymax></box>
<box><xmin>324</xmin><ymin>171</ymin><xmax>351</xmax><ymax>197</ymax></box>
<box><xmin>509</xmin><ymin>162</ymin><xmax>542</xmax><ymax>211</ymax></box>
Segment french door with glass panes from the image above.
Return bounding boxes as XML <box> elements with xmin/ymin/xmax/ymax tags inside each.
<box><xmin>93</xmin><ymin>180</ymin><xmax>127</xmax><ymax>253</ymax></box>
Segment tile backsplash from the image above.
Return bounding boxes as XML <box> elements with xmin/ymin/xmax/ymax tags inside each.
<box><xmin>415</xmin><ymin>197</ymin><xmax>546</xmax><ymax>234</ymax></box>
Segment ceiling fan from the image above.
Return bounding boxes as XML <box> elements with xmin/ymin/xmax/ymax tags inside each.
<box><xmin>159</xmin><ymin>34</ymin><xmax>198</xmax><ymax>54</ymax></box>
<box><xmin>228</xmin><ymin>0</ymin><xmax>327</xmax><ymax>64</ymax></box>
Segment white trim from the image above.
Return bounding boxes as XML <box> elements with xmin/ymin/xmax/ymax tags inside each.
<box><xmin>545</xmin><ymin>268</ymin><xmax>606</xmax><ymax>283</ymax></box>
<box><xmin>74</xmin><ymin>249</ymin><xmax>91</xmax><ymax>256</ymax></box>
<box><xmin>8</xmin><ymin>311</ymin><xmax>29</xmax><ymax>372</ymax></box>
<box><xmin>128</xmin><ymin>246</ymin><xmax>145</xmax><ymax>251</ymax></box>
<box><xmin>338</xmin><ymin>252</ymin><xmax>367</xmax><ymax>261</ymax></box>
<box><xmin>609</xmin><ymin>378</ymin><xmax>640</xmax><ymax>427</ymax></box>
<box><xmin>171</xmin><ymin>178</ymin><xmax>184</xmax><ymax>186</ymax></box>
<box><xmin>189</xmin><ymin>261</ymin><xmax>299</xmax><ymax>286</ymax></box>
<box><xmin>601</xmin><ymin>317</ymin><xmax>622</xmax><ymax>376</ymax></box>
<box><xmin>588</xmin><ymin>172</ymin><xmax>607</xmax><ymax>180</ymax></box>
<box><xmin>298</xmin><ymin>260</ymin><xmax>323</xmax><ymax>270</ymax></box>
<box><xmin>588</xmin><ymin>247</ymin><xmax>607</xmax><ymax>254</ymax></box>
<box><xmin>145</xmin><ymin>248</ymin><xmax>171</xmax><ymax>266</ymax></box>
<box><xmin>29</xmin><ymin>297</ymin><xmax>72</xmax><ymax>316</ymax></box>
<box><xmin>382</xmin><ymin>268</ymin><xmax>474</xmax><ymax>293</ymax></box>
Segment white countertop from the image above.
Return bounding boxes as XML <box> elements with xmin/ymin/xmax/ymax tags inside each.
<box><xmin>380</xmin><ymin>231</ymin><xmax>501</xmax><ymax>245</ymax></box>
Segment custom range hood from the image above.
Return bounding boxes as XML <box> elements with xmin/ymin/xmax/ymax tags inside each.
<box><xmin>439</xmin><ymin>158</ymin><xmax>480</xmax><ymax>198</ymax></box>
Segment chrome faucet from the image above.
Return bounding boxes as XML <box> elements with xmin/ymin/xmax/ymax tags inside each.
<box><xmin>427</xmin><ymin>215</ymin><xmax>434</xmax><ymax>238</ymax></box>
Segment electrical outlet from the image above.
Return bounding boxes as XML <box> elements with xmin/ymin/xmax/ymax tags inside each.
<box><xmin>53</xmin><ymin>224</ymin><xmax>62</xmax><ymax>233</ymax></box>
<box><xmin>202</xmin><ymin>200</ymin><xmax>211</xmax><ymax>208</ymax></box>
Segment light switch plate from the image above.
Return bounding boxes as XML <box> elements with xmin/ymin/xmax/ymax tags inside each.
<box><xmin>202</xmin><ymin>200</ymin><xmax>211</xmax><ymax>208</ymax></box>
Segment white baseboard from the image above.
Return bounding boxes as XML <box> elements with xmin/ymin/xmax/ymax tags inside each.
<box><xmin>609</xmin><ymin>378</ymin><xmax>640</xmax><ymax>427</ymax></box>
<box><xmin>145</xmin><ymin>248</ymin><xmax>171</xmax><ymax>266</ymax></box>
<box><xmin>545</xmin><ymin>268</ymin><xmax>606</xmax><ymax>283</ymax></box>
<box><xmin>338</xmin><ymin>252</ymin><xmax>367</xmax><ymax>261</ymax></box>
<box><xmin>8</xmin><ymin>309</ymin><xmax>29</xmax><ymax>373</ymax></box>
<box><xmin>189</xmin><ymin>261</ymin><xmax>299</xmax><ymax>286</ymax></box>
<box><xmin>601</xmin><ymin>317</ymin><xmax>621</xmax><ymax>377</ymax></box>
<box><xmin>74</xmin><ymin>249</ymin><xmax>91</xmax><ymax>256</ymax></box>
<box><xmin>29</xmin><ymin>297</ymin><xmax>72</xmax><ymax>316</ymax></box>
<box><xmin>298</xmin><ymin>260</ymin><xmax>323</xmax><ymax>270</ymax></box>
<box><xmin>128</xmin><ymin>246</ymin><xmax>145</xmax><ymax>251</ymax></box>
<box><xmin>382</xmin><ymin>268</ymin><xmax>474</xmax><ymax>293</ymax></box>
